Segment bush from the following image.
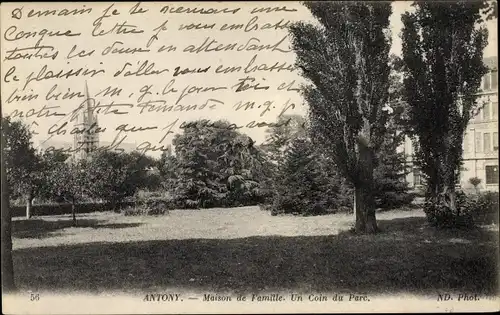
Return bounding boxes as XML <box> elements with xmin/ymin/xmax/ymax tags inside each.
<box><xmin>84</xmin><ymin>151</ymin><xmax>151</xmax><ymax>207</ymax></box>
<box><xmin>375</xmin><ymin>191</ymin><xmax>416</xmax><ymax>209</ymax></box>
<box><xmin>11</xmin><ymin>201</ymin><xmax>136</xmax><ymax>218</ymax></box>
<box><xmin>424</xmin><ymin>190</ymin><xmax>498</xmax><ymax>228</ymax></box>
<box><xmin>270</xmin><ymin>194</ymin><xmax>300</xmax><ymax>216</ymax></box>
<box><xmin>122</xmin><ymin>195</ymin><xmax>171</xmax><ymax>216</ymax></box>
<box><xmin>469</xmin><ymin>177</ymin><xmax>481</xmax><ymax>189</ymax></box>
<box><xmin>470</xmin><ymin>191</ymin><xmax>499</xmax><ymax>225</ymax></box>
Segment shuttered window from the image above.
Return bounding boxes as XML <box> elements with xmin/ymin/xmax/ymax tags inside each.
<box><xmin>485</xmin><ymin>165</ymin><xmax>499</xmax><ymax>184</ymax></box>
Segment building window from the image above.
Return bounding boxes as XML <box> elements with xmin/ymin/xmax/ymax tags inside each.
<box><xmin>492</xmin><ymin>102</ymin><xmax>498</xmax><ymax>119</ymax></box>
<box><xmin>484</xmin><ymin>132</ymin><xmax>491</xmax><ymax>152</ymax></box>
<box><xmin>475</xmin><ymin>132</ymin><xmax>482</xmax><ymax>153</ymax></box>
<box><xmin>483</xmin><ymin>102</ymin><xmax>491</xmax><ymax>120</ymax></box>
<box><xmin>485</xmin><ymin>165</ymin><xmax>499</xmax><ymax>184</ymax></box>
<box><xmin>494</xmin><ymin>132</ymin><xmax>498</xmax><ymax>151</ymax></box>
<box><xmin>413</xmin><ymin>168</ymin><xmax>421</xmax><ymax>186</ymax></box>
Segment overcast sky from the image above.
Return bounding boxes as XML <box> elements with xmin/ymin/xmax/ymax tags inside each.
<box><xmin>1</xmin><ymin>2</ymin><xmax>497</xmax><ymax>157</ymax></box>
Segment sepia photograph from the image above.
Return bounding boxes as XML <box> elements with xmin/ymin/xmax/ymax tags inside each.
<box><xmin>1</xmin><ymin>1</ymin><xmax>499</xmax><ymax>313</ymax></box>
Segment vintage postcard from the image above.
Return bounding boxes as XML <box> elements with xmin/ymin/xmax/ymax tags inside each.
<box><xmin>1</xmin><ymin>1</ymin><xmax>499</xmax><ymax>314</ymax></box>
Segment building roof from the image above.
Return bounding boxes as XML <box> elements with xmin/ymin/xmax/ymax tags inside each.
<box><xmin>484</xmin><ymin>56</ymin><xmax>497</xmax><ymax>71</ymax></box>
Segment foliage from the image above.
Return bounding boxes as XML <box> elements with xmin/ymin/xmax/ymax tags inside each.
<box><xmin>270</xmin><ymin>137</ymin><xmax>330</xmax><ymax>216</ymax></box>
<box><xmin>265</xmin><ymin>120</ymin><xmax>354</xmax><ymax>216</ymax></box>
<box><xmin>259</xmin><ymin>114</ymin><xmax>309</xmax><ymax>204</ymax></box>
<box><xmin>129</xmin><ymin>152</ymin><xmax>161</xmax><ymax>190</ymax></box>
<box><xmin>469</xmin><ymin>191</ymin><xmax>499</xmax><ymax>225</ymax></box>
<box><xmin>261</xmin><ymin>114</ymin><xmax>308</xmax><ymax>164</ymax></box>
<box><xmin>401</xmin><ymin>1</ymin><xmax>488</xmax><ymax>227</ymax></box>
<box><xmin>169</xmin><ymin>120</ymin><xmax>267</xmax><ymax>209</ymax></box>
<box><xmin>36</xmin><ymin>151</ymin><xmax>70</xmax><ymax>201</ymax></box>
<box><xmin>481</xmin><ymin>1</ymin><xmax>498</xmax><ymax>21</ymax></box>
<box><xmin>373</xmin><ymin>101</ymin><xmax>414</xmax><ymax>209</ymax></box>
<box><xmin>289</xmin><ymin>2</ymin><xmax>392</xmax><ymax>232</ymax></box>
<box><xmin>424</xmin><ymin>190</ymin><xmax>498</xmax><ymax>229</ymax></box>
<box><xmin>265</xmin><ymin>114</ymin><xmax>414</xmax><ymax>214</ymax></box>
<box><xmin>84</xmin><ymin>151</ymin><xmax>151</xmax><ymax>208</ymax></box>
<box><xmin>123</xmin><ymin>196</ymin><xmax>170</xmax><ymax>216</ymax></box>
<box><xmin>0</xmin><ymin>108</ymin><xmax>16</xmax><ymax>291</ymax></box>
<box><xmin>158</xmin><ymin>151</ymin><xmax>179</xmax><ymax>191</ymax></box>
<box><xmin>44</xmin><ymin>161</ymin><xmax>87</xmax><ymax>204</ymax></box>
<box><xmin>1</xmin><ymin>117</ymin><xmax>40</xmax><ymax>201</ymax></box>
<box><xmin>468</xmin><ymin>177</ymin><xmax>482</xmax><ymax>192</ymax></box>
<box><xmin>42</xmin><ymin>159</ymin><xmax>87</xmax><ymax>225</ymax></box>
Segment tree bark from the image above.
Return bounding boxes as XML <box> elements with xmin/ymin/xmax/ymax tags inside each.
<box><xmin>354</xmin><ymin>184</ymin><xmax>378</xmax><ymax>233</ymax></box>
<box><xmin>71</xmin><ymin>200</ymin><xmax>77</xmax><ymax>227</ymax></box>
<box><xmin>354</xmin><ymin>129</ymin><xmax>378</xmax><ymax>234</ymax></box>
<box><xmin>26</xmin><ymin>192</ymin><xmax>33</xmax><ymax>219</ymax></box>
<box><xmin>353</xmin><ymin>189</ymin><xmax>356</xmax><ymax>221</ymax></box>
<box><xmin>1</xmin><ymin>108</ymin><xmax>16</xmax><ymax>292</ymax></box>
<box><xmin>441</xmin><ymin>185</ymin><xmax>458</xmax><ymax>214</ymax></box>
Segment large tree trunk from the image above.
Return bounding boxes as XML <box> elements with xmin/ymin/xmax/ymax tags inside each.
<box><xmin>354</xmin><ymin>184</ymin><xmax>378</xmax><ymax>233</ymax></box>
<box><xmin>425</xmin><ymin>166</ymin><xmax>463</xmax><ymax>227</ymax></box>
<box><xmin>1</xmin><ymin>108</ymin><xmax>16</xmax><ymax>292</ymax></box>
<box><xmin>446</xmin><ymin>186</ymin><xmax>458</xmax><ymax>214</ymax></box>
<box><xmin>354</xmin><ymin>130</ymin><xmax>378</xmax><ymax>234</ymax></box>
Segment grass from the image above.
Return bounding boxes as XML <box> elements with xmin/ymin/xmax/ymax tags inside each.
<box><xmin>11</xmin><ymin>207</ymin><xmax>499</xmax><ymax>296</ymax></box>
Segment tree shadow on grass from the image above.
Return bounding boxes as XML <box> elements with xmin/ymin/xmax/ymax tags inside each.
<box><xmin>12</xmin><ymin>219</ymin><xmax>143</xmax><ymax>239</ymax></box>
<box><xmin>376</xmin><ymin>216</ymin><xmax>499</xmax><ymax>244</ymax></box>
<box><xmin>12</xmin><ymin>216</ymin><xmax>498</xmax><ymax>296</ymax></box>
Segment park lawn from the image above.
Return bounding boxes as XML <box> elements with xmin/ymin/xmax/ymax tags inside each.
<box><xmin>11</xmin><ymin>207</ymin><xmax>499</xmax><ymax>296</ymax></box>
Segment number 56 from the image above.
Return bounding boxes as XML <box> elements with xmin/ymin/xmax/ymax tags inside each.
<box><xmin>30</xmin><ymin>293</ymin><xmax>40</xmax><ymax>301</ymax></box>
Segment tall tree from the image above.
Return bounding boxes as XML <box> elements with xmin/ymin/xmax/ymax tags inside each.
<box><xmin>401</xmin><ymin>2</ymin><xmax>488</xmax><ymax>226</ymax></box>
<box><xmin>171</xmin><ymin>121</ymin><xmax>228</xmax><ymax>208</ymax></box>
<box><xmin>1</xmin><ymin>104</ymin><xmax>16</xmax><ymax>292</ymax></box>
<box><xmin>271</xmin><ymin>136</ymin><xmax>346</xmax><ymax>216</ymax></box>
<box><xmin>289</xmin><ymin>2</ymin><xmax>392</xmax><ymax>233</ymax></box>
<box><xmin>171</xmin><ymin>120</ymin><xmax>266</xmax><ymax>208</ymax></box>
<box><xmin>1</xmin><ymin>117</ymin><xmax>40</xmax><ymax>218</ymax></box>
<box><xmin>261</xmin><ymin>114</ymin><xmax>308</xmax><ymax>164</ymax></box>
<box><xmin>45</xmin><ymin>160</ymin><xmax>87</xmax><ymax>226</ymax></box>
<box><xmin>84</xmin><ymin>151</ymin><xmax>149</xmax><ymax>210</ymax></box>
<box><xmin>373</xmin><ymin>118</ymin><xmax>414</xmax><ymax>209</ymax></box>
<box><xmin>372</xmin><ymin>56</ymin><xmax>414</xmax><ymax>209</ymax></box>
<box><xmin>158</xmin><ymin>151</ymin><xmax>179</xmax><ymax>191</ymax></box>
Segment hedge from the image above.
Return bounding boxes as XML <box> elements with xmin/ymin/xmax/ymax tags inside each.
<box><xmin>11</xmin><ymin>201</ymin><xmax>136</xmax><ymax>218</ymax></box>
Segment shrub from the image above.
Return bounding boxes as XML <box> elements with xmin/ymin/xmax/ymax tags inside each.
<box><xmin>122</xmin><ymin>195</ymin><xmax>171</xmax><ymax>216</ymax></box>
<box><xmin>84</xmin><ymin>151</ymin><xmax>153</xmax><ymax>208</ymax></box>
<box><xmin>270</xmin><ymin>194</ymin><xmax>300</xmax><ymax>216</ymax></box>
<box><xmin>470</xmin><ymin>191</ymin><xmax>499</xmax><ymax>225</ymax></box>
<box><xmin>424</xmin><ymin>190</ymin><xmax>498</xmax><ymax>228</ymax></box>
<box><xmin>375</xmin><ymin>191</ymin><xmax>416</xmax><ymax>209</ymax></box>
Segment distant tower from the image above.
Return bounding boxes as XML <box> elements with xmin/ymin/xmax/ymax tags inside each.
<box><xmin>73</xmin><ymin>81</ymin><xmax>99</xmax><ymax>160</ymax></box>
